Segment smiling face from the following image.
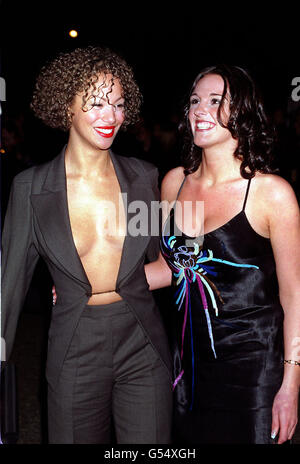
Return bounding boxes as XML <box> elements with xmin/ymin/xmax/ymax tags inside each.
<box><xmin>188</xmin><ymin>73</ymin><xmax>234</xmax><ymax>150</ymax></box>
<box><xmin>69</xmin><ymin>73</ymin><xmax>125</xmax><ymax>151</ymax></box>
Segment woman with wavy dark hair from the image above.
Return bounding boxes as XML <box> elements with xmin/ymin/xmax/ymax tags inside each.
<box><xmin>2</xmin><ymin>46</ymin><xmax>173</xmax><ymax>444</ymax></box>
<box><xmin>146</xmin><ymin>64</ymin><xmax>300</xmax><ymax>444</ymax></box>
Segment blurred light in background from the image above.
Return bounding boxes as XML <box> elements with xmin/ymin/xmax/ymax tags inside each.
<box><xmin>69</xmin><ymin>30</ymin><xmax>78</xmax><ymax>38</ymax></box>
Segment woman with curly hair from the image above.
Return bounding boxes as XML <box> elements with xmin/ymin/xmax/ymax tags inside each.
<box><xmin>145</xmin><ymin>65</ymin><xmax>300</xmax><ymax>444</ymax></box>
<box><xmin>1</xmin><ymin>46</ymin><xmax>172</xmax><ymax>444</ymax></box>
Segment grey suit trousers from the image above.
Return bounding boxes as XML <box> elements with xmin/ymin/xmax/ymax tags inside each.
<box><xmin>47</xmin><ymin>300</ymin><xmax>172</xmax><ymax>444</ymax></box>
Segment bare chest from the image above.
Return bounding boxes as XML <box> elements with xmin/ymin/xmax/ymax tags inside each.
<box><xmin>176</xmin><ymin>180</ymin><xmax>269</xmax><ymax>237</ymax></box>
<box><xmin>67</xmin><ymin>178</ymin><xmax>126</xmax><ymax>258</ymax></box>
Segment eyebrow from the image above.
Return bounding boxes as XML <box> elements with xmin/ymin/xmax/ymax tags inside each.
<box><xmin>92</xmin><ymin>95</ymin><xmax>125</xmax><ymax>103</ymax></box>
<box><xmin>191</xmin><ymin>92</ymin><xmax>223</xmax><ymax>97</ymax></box>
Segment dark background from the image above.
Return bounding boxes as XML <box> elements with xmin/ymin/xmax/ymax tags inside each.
<box><xmin>1</xmin><ymin>0</ymin><xmax>300</xmax><ymax>445</ymax></box>
<box><xmin>1</xmin><ymin>1</ymin><xmax>300</xmax><ymax>165</ymax></box>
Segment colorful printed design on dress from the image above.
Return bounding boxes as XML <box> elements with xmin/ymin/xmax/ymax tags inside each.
<box><xmin>161</xmin><ymin>233</ymin><xmax>259</xmax><ymax>409</ymax></box>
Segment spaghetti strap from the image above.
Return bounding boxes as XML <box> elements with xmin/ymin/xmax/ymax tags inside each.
<box><xmin>175</xmin><ymin>176</ymin><xmax>187</xmax><ymax>202</ymax></box>
<box><xmin>242</xmin><ymin>178</ymin><xmax>252</xmax><ymax>211</ymax></box>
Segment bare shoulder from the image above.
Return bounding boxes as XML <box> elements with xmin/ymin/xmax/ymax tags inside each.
<box><xmin>161</xmin><ymin>166</ymin><xmax>186</xmax><ymax>202</ymax></box>
<box><xmin>254</xmin><ymin>173</ymin><xmax>299</xmax><ymax>208</ymax></box>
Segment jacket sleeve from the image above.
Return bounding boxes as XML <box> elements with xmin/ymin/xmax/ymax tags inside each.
<box><xmin>1</xmin><ymin>174</ymin><xmax>40</xmax><ymax>362</ymax></box>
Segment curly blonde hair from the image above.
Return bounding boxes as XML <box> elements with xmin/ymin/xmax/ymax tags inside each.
<box><xmin>31</xmin><ymin>46</ymin><xmax>142</xmax><ymax>131</ymax></box>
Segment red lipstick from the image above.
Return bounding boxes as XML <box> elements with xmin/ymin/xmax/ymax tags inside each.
<box><xmin>195</xmin><ymin>120</ymin><xmax>216</xmax><ymax>131</ymax></box>
<box><xmin>94</xmin><ymin>126</ymin><xmax>115</xmax><ymax>138</ymax></box>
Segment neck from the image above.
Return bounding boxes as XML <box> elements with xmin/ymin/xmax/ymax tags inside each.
<box><xmin>65</xmin><ymin>134</ymin><xmax>112</xmax><ymax>179</ymax></box>
<box><xmin>197</xmin><ymin>141</ymin><xmax>241</xmax><ymax>185</ymax></box>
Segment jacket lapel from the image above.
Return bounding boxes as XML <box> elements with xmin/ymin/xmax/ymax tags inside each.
<box><xmin>109</xmin><ymin>151</ymin><xmax>152</xmax><ymax>288</ymax></box>
<box><xmin>30</xmin><ymin>148</ymin><xmax>91</xmax><ymax>289</ymax></box>
<box><xmin>30</xmin><ymin>147</ymin><xmax>153</xmax><ymax>292</ymax></box>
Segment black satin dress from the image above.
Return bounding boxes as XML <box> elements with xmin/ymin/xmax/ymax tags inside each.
<box><xmin>160</xmin><ymin>178</ymin><xmax>284</xmax><ymax>444</ymax></box>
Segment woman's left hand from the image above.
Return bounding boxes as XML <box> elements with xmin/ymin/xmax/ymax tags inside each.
<box><xmin>271</xmin><ymin>385</ymin><xmax>299</xmax><ymax>444</ymax></box>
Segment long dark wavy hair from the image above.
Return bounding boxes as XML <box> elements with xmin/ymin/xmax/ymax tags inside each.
<box><xmin>179</xmin><ymin>64</ymin><xmax>278</xmax><ymax>178</ymax></box>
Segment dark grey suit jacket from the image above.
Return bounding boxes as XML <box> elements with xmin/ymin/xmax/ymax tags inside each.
<box><xmin>1</xmin><ymin>147</ymin><xmax>172</xmax><ymax>389</ymax></box>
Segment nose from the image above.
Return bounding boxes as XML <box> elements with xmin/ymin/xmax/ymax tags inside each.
<box><xmin>194</xmin><ymin>101</ymin><xmax>208</xmax><ymax>116</ymax></box>
<box><xmin>101</xmin><ymin>104</ymin><xmax>116</xmax><ymax>124</ymax></box>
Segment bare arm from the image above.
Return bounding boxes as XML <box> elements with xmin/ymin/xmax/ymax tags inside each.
<box><xmin>145</xmin><ymin>251</ymin><xmax>172</xmax><ymax>290</ymax></box>
<box><xmin>145</xmin><ymin>166</ymin><xmax>185</xmax><ymax>291</ymax></box>
<box><xmin>266</xmin><ymin>176</ymin><xmax>300</xmax><ymax>443</ymax></box>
